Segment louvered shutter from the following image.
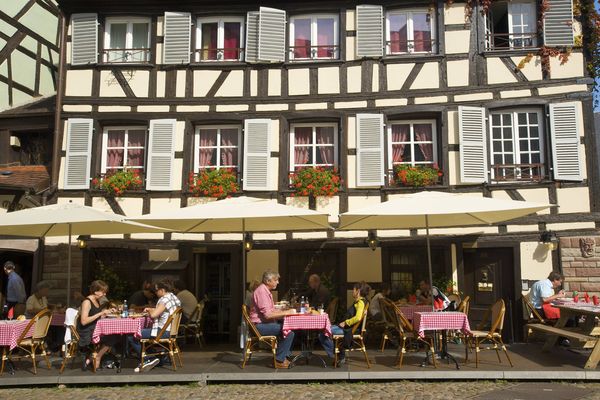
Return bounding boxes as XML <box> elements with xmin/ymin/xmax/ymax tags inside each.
<box><xmin>356</xmin><ymin>5</ymin><xmax>383</xmax><ymax>58</ymax></box>
<box><xmin>550</xmin><ymin>102</ymin><xmax>582</xmax><ymax>181</ymax></box>
<box><xmin>71</xmin><ymin>14</ymin><xmax>98</xmax><ymax>65</ymax></box>
<box><xmin>64</xmin><ymin>118</ymin><xmax>93</xmax><ymax>189</ymax></box>
<box><xmin>356</xmin><ymin>114</ymin><xmax>384</xmax><ymax>187</ymax></box>
<box><xmin>243</xmin><ymin>119</ymin><xmax>271</xmax><ymax>191</ymax></box>
<box><xmin>245</xmin><ymin>11</ymin><xmax>259</xmax><ymax>63</ymax></box>
<box><xmin>163</xmin><ymin>12</ymin><xmax>191</xmax><ymax>64</ymax></box>
<box><xmin>543</xmin><ymin>0</ymin><xmax>574</xmax><ymax>47</ymax></box>
<box><xmin>146</xmin><ymin>119</ymin><xmax>176</xmax><ymax>191</ymax></box>
<box><xmin>258</xmin><ymin>7</ymin><xmax>286</xmax><ymax>62</ymax></box>
<box><xmin>458</xmin><ymin>106</ymin><xmax>488</xmax><ymax>183</ymax></box>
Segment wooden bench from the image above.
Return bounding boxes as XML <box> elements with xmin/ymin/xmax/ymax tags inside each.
<box><xmin>527</xmin><ymin>323</ymin><xmax>598</xmax><ymax>349</ymax></box>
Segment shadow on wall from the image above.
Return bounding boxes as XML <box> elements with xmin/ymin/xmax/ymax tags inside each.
<box><xmin>532</xmin><ymin>243</ymin><xmax>550</xmax><ymax>262</ymax></box>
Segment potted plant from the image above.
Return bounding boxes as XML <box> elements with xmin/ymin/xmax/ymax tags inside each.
<box><xmin>92</xmin><ymin>168</ymin><xmax>143</xmax><ymax>197</ymax></box>
<box><xmin>188</xmin><ymin>168</ymin><xmax>239</xmax><ymax>199</ymax></box>
<box><xmin>394</xmin><ymin>164</ymin><xmax>443</xmax><ymax>187</ymax></box>
<box><xmin>289</xmin><ymin>167</ymin><xmax>342</xmax><ymax>198</ymax></box>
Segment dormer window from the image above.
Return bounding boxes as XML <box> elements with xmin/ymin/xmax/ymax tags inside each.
<box><xmin>289</xmin><ymin>15</ymin><xmax>339</xmax><ymax>60</ymax></box>
<box><xmin>196</xmin><ymin>17</ymin><xmax>244</xmax><ymax>61</ymax></box>
<box><xmin>104</xmin><ymin>18</ymin><xmax>150</xmax><ymax>63</ymax></box>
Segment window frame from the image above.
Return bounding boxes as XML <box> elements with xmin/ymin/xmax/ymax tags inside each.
<box><xmin>195</xmin><ymin>16</ymin><xmax>245</xmax><ymax>62</ymax></box>
<box><xmin>289</xmin><ymin>122</ymin><xmax>339</xmax><ymax>171</ymax></box>
<box><xmin>103</xmin><ymin>17</ymin><xmax>151</xmax><ymax>63</ymax></box>
<box><xmin>386</xmin><ymin>119</ymin><xmax>438</xmax><ymax>170</ymax></box>
<box><xmin>484</xmin><ymin>0</ymin><xmax>538</xmax><ymax>51</ymax></box>
<box><xmin>488</xmin><ymin>108</ymin><xmax>545</xmax><ymax>181</ymax></box>
<box><xmin>385</xmin><ymin>8</ymin><xmax>437</xmax><ymax>56</ymax></box>
<box><xmin>101</xmin><ymin>126</ymin><xmax>148</xmax><ymax>174</ymax></box>
<box><xmin>193</xmin><ymin>124</ymin><xmax>242</xmax><ymax>173</ymax></box>
<box><xmin>288</xmin><ymin>13</ymin><xmax>340</xmax><ymax>61</ymax></box>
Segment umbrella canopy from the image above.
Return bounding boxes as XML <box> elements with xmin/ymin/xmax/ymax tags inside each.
<box><xmin>0</xmin><ymin>202</ymin><xmax>168</xmax><ymax>236</ymax></box>
<box><xmin>338</xmin><ymin>191</ymin><xmax>552</xmax><ymax>231</ymax></box>
<box><xmin>131</xmin><ymin>196</ymin><xmax>331</xmax><ymax>232</ymax></box>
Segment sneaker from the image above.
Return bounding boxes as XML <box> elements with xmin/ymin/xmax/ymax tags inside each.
<box><xmin>134</xmin><ymin>358</ymin><xmax>159</xmax><ymax>373</ymax></box>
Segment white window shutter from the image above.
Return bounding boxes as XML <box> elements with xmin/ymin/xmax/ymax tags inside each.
<box><xmin>550</xmin><ymin>102</ymin><xmax>582</xmax><ymax>181</ymax></box>
<box><xmin>356</xmin><ymin>5</ymin><xmax>383</xmax><ymax>58</ymax></box>
<box><xmin>243</xmin><ymin>119</ymin><xmax>271</xmax><ymax>191</ymax></box>
<box><xmin>458</xmin><ymin>106</ymin><xmax>488</xmax><ymax>183</ymax></box>
<box><xmin>64</xmin><ymin>118</ymin><xmax>93</xmax><ymax>189</ymax></box>
<box><xmin>258</xmin><ymin>7</ymin><xmax>286</xmax><ymax>62</ymax></box>
<box><xmin>543</xmin><ymin>0</ymin><xmax>574</xmax><ymax>47</ymax></box>
<box><xmin>245</xmin><ymin>11</ymin><xmax>259</xmax><ymax>63</ymax></box>
<box><xmin>146</xmin><ymin>119</ymin><xmax>176</xmax><ymax>191</ymax></box>
<box><xmin>163</xmin><ymin>12</ymin><xmax>191</xmax><ymax>64</ymax></box>
<box><xmin>356</xmin><ymin>114</ymin><xmax>384</xmax><ymax>187</ymax></box>
<box><xmin>71</xmin><ymin>13</ymin><xmax>98</xmax><ymax>65</ymax></box>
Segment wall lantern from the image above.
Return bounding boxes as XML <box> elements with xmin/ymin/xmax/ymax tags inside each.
<box><xmin>540</xmin><ymin>230</ymin><xmax>558</xmax><ymax>251</ymax></box>
<box><xmin>244</xmin><ymin>233</ymin><xmax>253</xmax><ymax>252</ymax></box>
<box><xmin>366</xmin><ymin>230</ymin><xmax>379</xmax><ymax>251</ymax></box>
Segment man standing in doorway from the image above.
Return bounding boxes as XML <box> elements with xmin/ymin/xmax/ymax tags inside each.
<box><xmin>4</xmin><ymin>261</ymin><xmax>26</xmax><ymax>313</ymax></box>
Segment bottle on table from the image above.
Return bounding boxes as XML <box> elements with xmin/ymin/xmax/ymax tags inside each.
<box><xmin>300</xmin><ymin>296</ymin><xmax>306</xmax><ymax>314</ymax></box>
<box><xmin>122</xmin><ymin>300</ymin><xmax>129</xmax><ymax>318</ymax></box>
<box><xmin>2</xmin><ymin>304</ymin><xmax>7</xmax><ymax>320</ymax></box>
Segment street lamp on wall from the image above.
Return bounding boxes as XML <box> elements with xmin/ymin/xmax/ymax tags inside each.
<box><xmin>540</xmin><ymin>230</ymin><xmax>558</xmax><ymax>251</ymax></box>
<box><xmin>244</xmin><ymin>233</ymin><xmax>253</xmax><ymax>251</ymax></box>
<box><xmin>366</xmin><ymin>230</ymin><xmax>379</xmax><ymax>251</ymax></box>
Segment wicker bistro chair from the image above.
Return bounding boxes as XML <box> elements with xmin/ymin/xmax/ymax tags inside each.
<box><xmin>457</xmin><ymin>295</ymin><xmax>471</xmax><ymax>317</ymax></box>
<box><xmin>60</xmin><ymin>311</ymin><xmax>81</xmax><ymax>374</ymax></box>
<box><xmin>180</xmin><ymin>300</ymin><xmax>206</xmax><ymax>346</ymax></box>
<box><xmin>9</xmin><ymin>308</ymin><xmax>53</xmax><ymax>374</ymax></box>
<box><xmin>139</xmin><ymin>308</ymin><xmax>184</xmax><ymax>372</ymax></box>
<box><xmin>465</xmin><ymin>299</ymin><xmax>513</xmax><ymax>368</ymax></box>
<box><xmin>241</xmin><ymin>304</ymin><xmax>277</xmax><ymax>368</ymax></box>
<box><xmin>521</xmin><ymin>293</ymin><xmax>551</xmax><ymax>340</ymax></box>
<box><xmin>391</xmin><ymin>302</ymin><xmax>437</xmax><ymax>369</ymax></box>
<box><xmin>333</xmin><ymin>302</ymin><xmax>370</xmax><ymax>368</ymax></box>
<box><xmin>379</xmin><ymin>298</ymin><xmax>401</xmax><ymax>352</ymax></box>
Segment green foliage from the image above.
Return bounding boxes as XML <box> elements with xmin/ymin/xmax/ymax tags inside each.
<box><xmin>394</xmin><ymin>164</ymin><xmax>442</xmax><ymax>187</ymax></box>
<box><xmin>432</xmin><ymin>274</ymin><xmax>459</xmax><ymax>295</ymax></box>
<box><xmin>92</xmin><ymin>169</ymin><xmax>143</xmax><ymax>197</ymax></box>
<box><xmin>188</xmin><ymin>168</ymin><xmax>239</xmax><ymax>199</ymax></box>
<box><xmin>93</xmin><ymin>260</ymin><xmax>130</xmax><ymax>301</ymax></box>
<box><xmin>289</xmin><ymin>167</ymin><xmax>341</xmax><ymax>197</ymax></box>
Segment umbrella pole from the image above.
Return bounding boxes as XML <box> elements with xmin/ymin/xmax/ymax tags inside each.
<box><xmin>67</xmin><ymin>223</ymin><xmax>71</xmax><ymax>307</ymax></box>
<box><xmin>425</xmin><ymin>215</ymin><xmax>435</xmax><ymax>311</ymax></box>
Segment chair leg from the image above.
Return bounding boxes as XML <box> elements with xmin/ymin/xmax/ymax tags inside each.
<box><xmin>380</xmin><ymin>332</ymin><xmax>387</xmax><ymax>352</ymax></box>
<box><xmin>241</xmin><ymin>339</ymin><xmax>252</xmax><ymax>368</ymax></box>
<box><xmin>42</xmin><ymin>342</ymin><xmax>51</xmax><ymax>369</ymax></box>
<box><xmin>396</xmin><ymin>337</ymin><xmax>407</xmax><ymax>369</ymax></box>
<box><xmin>475</xmin><ymin>338</ymin><xmax>480</xmax><ymax>368</ymax></box>
<box><xmin>140</xmin><ymin>343</ymin><xmax>146</xmax><ymax>372</ymax></box>
<box><xmin>359</xmin><ymin>339</ymin><xmax>370</xmax><ymax>368</ymax></box>
<box><xmin>1</xmin><ymin>348</ymin><xmax>5</xmax><ymax>375</ymax></box>
<box><xmin>498</xmin><ymin>337</ymin><xmax>513</xmax><ymax>367</ymax></box>
<box><xmin>494</xmin><ymin>342</ymin><xmax>502</xmax><ymax>363</ymax></box>
<box><xmin>168</xmin><ymin>343</ymin><xmax>177</xmax><ymax>371</ymax></box>
<box><xmin>333</xmin><ymin>340</ymin><xmax>339</xmax><ymax>368</ymax></box>
<box><xmin>175</xmin><ymin>341</ymin><xmax>183</xmax><ymax>367</ymax></box>
<box><xmin>271</xmin><ymin>339</ymin><xmax>277</xmax><ymax>368</ymax></box>
<box><xmin>428</xmin><ymin>338</ymin><xmax>437</xmax><ymax>369</ymax></box>
<box><xmin>464</xmin><ymin>336</ymin><xmax>469</xmax><ymax>364</ymax></box>
<box><xmin>31</xmin><ymin>345</ymin><xmax>38</xmax><ymax>375</ymax></box>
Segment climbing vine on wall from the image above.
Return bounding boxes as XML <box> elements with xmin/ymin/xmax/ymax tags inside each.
<box><xmin>577</xmin><ymin>0</ymin><xmax>600</xmax><ymax>106</ymax></box>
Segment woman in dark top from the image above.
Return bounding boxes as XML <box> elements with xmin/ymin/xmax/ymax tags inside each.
<box><xmin>78</xmin><ymin>280</ymin><xmax>116</xmax><ymax>370</ymax></box>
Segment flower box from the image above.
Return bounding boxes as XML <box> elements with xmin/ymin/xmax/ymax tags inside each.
<box><xmin>92</xmin><ymin>169</ymin><xmax>143</xmax><ymax>197</ymax></box>
<box><xmin>188</xmin><ymin>168</ymin><xmax>239</xmax><ymax>199</ymax></box>
<box><xmin>394</xmin><ymin>164</ymin><xmax>443</xmax><ymax>187</ymax></box>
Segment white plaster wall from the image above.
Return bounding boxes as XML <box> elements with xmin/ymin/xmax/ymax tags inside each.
<box><xmin>149</xmin><ymin>197</ymin><xmax>181</xmax><ymax>213</ymax></box>
<box><xmin>347</xmin><ymin>247</ymin><xmax>382</xmax><ymax>282</ymax></box>
<box><xmin>550</xmin><ymin>52</ymin><xmax>584</xmax><ymax>79</ymax></box>
<box><xmin>487</xmin><ymin>58</ymin><xmax>517</xmax><ymax>84</ymax></box>
<box><xmin>176</xmin><ymin>70</ymin><xmax>186</xmax><ymax>97</ymax></box>
<box><xmin>444</xmin><ymin>30</ymin><xmax>470</xmax><ymax>54</ymax></box>
<box><xmin>288</xmin><ymin>68</ymin><xmax>310</xmax><ymax>96</ymax></box>
<box><xmin>247</xmin><ymin>250</ymin><xmax>278</xmax><ymax>285</ymax></box>
<box><xmin>520</xmin><ymin>241</ymin><xmax>553</xmax><ymax>293</ymax></box>
<box><xmin>410</xmin><ymin>62</ymin><xmax>439</xmax><ymax>89</ymax></box>
<box><xmin>447</xmin><ymin>59</ymin><xmax>469</xmax><ymax>87</ymax></box>
<box><xmin>556</xmin><ymin>187</ymin><xmax>590</xmax><ymax>214</ymax></box>
<box><xmin>193</xmin><ymin>70</ymin><xmax>221</xmax><ymax>97</ymax></box>
<box><xmin>517</xmin><ymin>188</ymin><xmax>551</xmax><ymax>215</ymax></box>
<box><xmin>347</xmin><ymin>195</ymin><xmax>380</xmax><ymax>212</ymax></box>
<box><xmin>65</xmin><ymin>70</ymin><xmax>93</xmax><ymax>96</ymax></box>
<box><xmin>156</xmin><ymin>71</ymin><xmax>166</xmax><ymax>97</ymax></box>
<box><xmin>387</xmin><ymin>63</ymin><xmax>414</xmax><ymax>91</ymax></box>
<box><xmin>318</xmin><ymin>67</ymin><xmax>340</xmax><ymax>94</ymax></box>
<box><xmin>346</xmin><ymin>36</ymin><xmax>356</xmax><ymax>61</ymax></box>
<box><xmin>99</xmin><ymin>71</ymin><xmax>126</xmax><ymax>97</ymax></box>
<box><xmin>268</xmin><ymin>69</ymin><xmax>281</xmax><ymax>96</ymax></box>
<box><xmin>250</xmin><ymin>70</ymin><xmax>258</xmax><ymax>96</ymax></box>
<box><xmin>347</xmin><ymin>66</ymin><xmax>362</xmax><ymax>93</ymax></box>
<box><xmin>511</xmin><ymin>55</ymin><xmax>542</xmax><ymax>81</ymax></box>
<box><xmin>116</xmin><ymin>197</ymin><xmax>144</xmax><ymax>216</ymax></box>
<box><xmin>293</xmin><ymin>232</ymin><xmax>328</xmax><ymax>240</ymax></box>
<box><xmin>128</xmin><ymin>70</ymin><xmax>150</xmax><ymax>97</ymax></box>
<box><xmin>372</xmin><ymin>63</ymin><xmax>379</xmax><ymax>92</ymax></box>
<box><xmin>315</xmin><ymin>196</ymin><xmax>339</xmax><ymax>223</ymax></box>
<box><xmin>444</xmin><ymin>3</ymin><xmax>468</xmax><ymax>24</ymax></box>
<box><xmin>216</xmin><ymin>70</ymin><xmax>244</xmax><ymax>97</ymax></box>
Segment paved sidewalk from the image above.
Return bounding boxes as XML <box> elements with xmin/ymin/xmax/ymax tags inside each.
<box><xmin>1</xmin><ymin>381</ymin><xmax>600</xmax><ymax>400</ymax></box>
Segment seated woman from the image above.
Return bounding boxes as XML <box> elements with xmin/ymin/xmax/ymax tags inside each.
<box><xmin>25</xmin><ymin>281</ymin><xmax>51</xmax><ymax>318</ymax></box>
<box><xmin>320</xmin><ymin>281</ymin><xmax>370</xmax><ymax>366</ymax></box>
<box><xmin>128</xmin><ymin>278</ymin><xmax>181</xmax><ymax>372</ymax></box>
<box><xmin>369</xmin><ymin>282</ymin><xmax>391</xmax><ymax>321</ymax></box>
<box><xmin>77</xmin><ymin>280</ymin><xmax>117</xmax><ymax>371</ymax></box>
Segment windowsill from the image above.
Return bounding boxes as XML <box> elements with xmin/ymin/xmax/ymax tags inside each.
<box><xmin>382</xmin><ymin>184</ymin><xmax>447</xmax><ymax>192</ymax></box>
<box><xmin>88</xmin><ymin>188</ymin><xmax>148</xmax><ymax>196</ymax></box>
<box><xmin>190</xmin><ymin>61</ymin><xmax>247</xmax><ymax>67</ymax></box>
<box><xmin>284</xmin><ymin>59</ymin><xmax>344</xmax><ymax>67</ymax></box>
<box><xmin>96</xmin><ymin>62</ymin><xmax>155</xmax><ymax>69</ymax></box>
<box><xmin>382</xmin><ymin>53</ymin><xmax>444</xmax><ymax>63</ymax></box>
<box><xmin>482</xmin><ymin>48</ymin><xmax>540</xmax><ymax>57</ymax></box>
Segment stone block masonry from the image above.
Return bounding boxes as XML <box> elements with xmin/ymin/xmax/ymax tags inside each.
<box><xmin>42</xmin><ymin>244</ymin><xmax>83</xmax><ymax>305</ymax></box>
<box><xmin>560</xmin><ymin>236</ymin><xmax>600</xmax><ymax>294</ymax></box>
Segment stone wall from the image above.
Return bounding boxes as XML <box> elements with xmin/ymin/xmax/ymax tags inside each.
<box><xmin>560</xmin><ymin>236</ymin><xmax>600</xmax><ymax>294</ymax></box>
<box><xmin>42</xmin><ymin>244</ymin><xmax>83</xmax><ymax>305</ymax></box>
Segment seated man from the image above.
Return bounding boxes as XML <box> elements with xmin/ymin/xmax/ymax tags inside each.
<box><xmin>369</xmin><ymin>283</ymin><xmax>391</xmax><ymax>321</ymax></box>
<box><xmin>418</xmin><ymin>280</ymin><xmax>451</xmax><ymax>310</ymax></box>
<box><xmin>301</xmin><ymin>274</ymin><xmax>331</xmax><ymax>309</ymax></box>
<box><xmin>129</xmin><ymin>280</ymin><xmax>156</xmax><ymax>308</ymax></box>
<box><xmin>529</xmin><ymin>271</ymin><xmax>565</xmax><ymax>318</ymax></box>
<box><xmin>250</xmin><ymin>270</ymin><xmax>296</xmax><ymax>369</ymax></box>
<box><xmin>173</xmin><ymin>280</ymin><xmax>198</xmax><ymax>324</ymax></box>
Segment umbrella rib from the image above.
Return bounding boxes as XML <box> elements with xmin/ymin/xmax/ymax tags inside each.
<box><xmin>185</xmin><ymin>219</ymin><xmax>210</xmax><ymax>233</ymax></box>
<box><xmin>40</xmin><ymin>223</ymin><xmax>56</xmax><ymax>237</ymax></box>
<box><xmin>292</xmin><ymin>215</ymin><xmax>331</xmax><ymax>230</ymax></box>
<box><xmin>466</xmin><ymin>213</ymin><xmax>493</xmax><ymax>225</ymax></box>
<box><xmin>338</xmin><ymin>214</ymin><xmax>373</xmax><ymax>230</ymax></box>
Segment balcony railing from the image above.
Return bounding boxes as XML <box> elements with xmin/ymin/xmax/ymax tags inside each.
<box><xmin>491</xmin><ymin>163</ymin><xmax>546</xmax><ymax>182</ymax></box>
<box><xmin>485</xmin><ymin>32</ymin><xmax>538</xmax><ymax>51</ymax></box>
<box><xmin>195</xmin><ymin>48</ymin><xmax>245</xmax><ymax>61</ymax></box>
<box><xmin>386</xmin><ymin>39</ymin><xmax>436</xmax><ymax>54</ymax></box>
<box><xmin>289</xmin><ymin>45</ymin><xmax>339</xmax><ymax>60</ymax></box>
<box><xmin>102</xmin><ymin>48</ymin><xmax>151</xmax><ymax>63</ymax></box>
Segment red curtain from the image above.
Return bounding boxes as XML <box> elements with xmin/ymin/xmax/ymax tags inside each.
<box><xmin>294</xmin><ymin>19</ymin><xmax>311</xmax><ymax>58</ymax></box>
<box><xmin>201</xmin><ymin>23</ymin><xmax>218</xmax><ymax>60</ymax></box>
<box><xmin>316</xmin><ymin>18</ymin><xmax>334</xmax><ymax>58</ymax></box>
<box><xmin>223</xmin><ymin>22</ymin><xmax>240</xmax><ymax>60</ymax></box>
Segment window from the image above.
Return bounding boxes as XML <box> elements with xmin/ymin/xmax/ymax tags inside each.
<box><xmin>386</xmin><ymin>9</ymin><xmax>435</xmax><ymax>55</ymax></box>
<box><xmin>489</xmin><ymin>109</ymin><xmax>545</xmax><ymax>181</ymax></box>
<box><xmin>104</xmin><ymin>18</ymin><xmax>150</xmax><ymax>62</ymax></box>
<box><xmin>485</xmin><ymin>1</ymin><xmax>537</xmax><ymax>50</ymax></box>
<box><xmin>387</xmin><ymin>120</ymin><xmax>437</xmax><ymax>169</ymax></box>
<box><xmin>194</xmin><ymin>125</ymin><xmax>241</xmax><ymax>172</ymax></box>
<box><xmin>290</xmin><ymin>123</ymin><xmax>337</xmax><ymax>170</ymax></box>
<box><xmin>289</xmin><ymin>15</ymin><xmax>339</xmax><ymax>60</ymax></box>
<box><xmin>101</xmin><ymin>127</ymin><xmax>147</xmax><ymax>173</ymax></box>
<box><xmin>388</xmin><ymin>249</ymin><xmax>445</xmax><ymax>300</ymax></box>
<box><xmin>196</xmin><ymin>17</ymin><xmax>244</xmax><ymax>61</ymax></box>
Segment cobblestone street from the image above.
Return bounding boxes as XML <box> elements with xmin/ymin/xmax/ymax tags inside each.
<box><xmin>2</xmin><ymin>381</ymin><xmax>600</xmax><ymax>400</ymax></box>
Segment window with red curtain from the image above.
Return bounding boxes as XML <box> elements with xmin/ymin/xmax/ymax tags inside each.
<box><xmin>386</xmin><ymin>9</ymin><xmax>434</xmax><ymax>55</ymax></box>
<box><xmin>291</xmin><ymin>15</ymin><xmax>338</xmax><ymax>60</ymax></box>
<box><xmin>196</xmin><ymin>126</ymin><xmax>240</xmax><ymax>171</ymax></box>
<box><xmin>388</xmin><ymin>121</ymin><xmax>436</xmax><ymax>168</ymax></box>
<box><xmin>104</xmin><ymin>128</ymin><xmax>146</xmax><ymax>172</ymax></box>
<box><xmin>291</xmin><ymin>124</ymin><xmax>337</xmax><ymax>170</ymax></box>
<box><xmin>198</xmin><ymin>18</ymin><xmax>243</xmax><ymax>61</ymax></box>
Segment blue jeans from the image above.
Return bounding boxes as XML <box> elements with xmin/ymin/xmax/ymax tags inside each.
<box><xmin>255</xmin><ymin>322</ymin><xmax>295</xmax><ymax>363</ymax></box>
<box><xmin>127</xmin><ymin>328</ymin><xmax>170</xmax><ymax>360</ymax></box>
<box><xmin>319</xmin><ymin>325</ymin><xmax>344</xmax><ymax>359</ymax></box>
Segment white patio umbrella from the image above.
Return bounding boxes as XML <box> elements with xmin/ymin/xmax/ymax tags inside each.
<box><xmin>0</xmin><ymin>202</ymin><xmax>169</xmax><ymax>305</ymax></box>
<box><xmin>338</xmin><ymin>191</ymin><xmax>553</xmax><ymax>309</ymax></box>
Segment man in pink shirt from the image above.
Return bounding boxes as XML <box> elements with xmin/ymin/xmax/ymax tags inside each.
<box><xmin>250</xmin><ymin>270</ymin><xmax>296</xmax><ymax>368</ymax></box>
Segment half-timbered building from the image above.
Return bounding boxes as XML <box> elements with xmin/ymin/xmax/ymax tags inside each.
<box><xmin>51</xmin><ymin>0</ymin><xmax>598</xmax><ymax>342</ymax></box>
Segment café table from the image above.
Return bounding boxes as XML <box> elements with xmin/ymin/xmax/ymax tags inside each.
<box><xmin>395</xmin><ymin>304</ymin><xmax>432</xmax><ymax>321</ymax></box>
<box><xmin>92</xmin><ymin>315</ymin><xmax>150</xmax><ymax>372</ymax></box>
<box><xmin>51</xmin><ymin>313</ymin><xmax>66</xmax><ymax>327</ymax></box>
<box><xmin>0</xmin><ymin>320</ymin><xmax>34</xmax><ymax>374</ymax></box>
<box><xmin>282</xmin><ymin>312</ymin><xmax>332</xmax><ymax>367</ymax></box>
<box><xmin>541</xmin><ymin>302</ymin><xmax>600</xmax><ymax>369</ymax></box>
<box><xmin>413</xmin><ymin>311</ymin><xmax>472</xmax><ymax>369</ymax></box>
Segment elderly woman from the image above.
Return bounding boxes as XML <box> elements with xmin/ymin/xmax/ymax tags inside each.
<box><xmin>25</xmin><ymin>281</ymin><xmax>51</xmax><ymax>318</ymax></box>
<box><xmin>128</xmin><ymin>278</ymin><xmax>181</xmax><ymax>372</ymax></box>
<box><xmin>78</xmin><ymin>280</ymin><xmax>117</xmax><ymax>371</ymax></box>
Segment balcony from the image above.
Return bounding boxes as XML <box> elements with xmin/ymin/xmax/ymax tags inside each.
<box><xmin>491</xmin><ymin>163</ymin><xmax>546</xmax><ymax>183</ymax></box>
<box><xmin>485</xmin><ymin>32</ymin><xmax>538</xmax><ymax>51</ymax></box>
<box><xmin>386</xmin><ymin>39</ymin><xmax>436</xmax><ymax>55</ymax></box>
<box><xmin>195</xmin><ymin>48</ymin><xmax>245</xmax><ymax>62</ymax></box>
<box><xmin>289</xmin><ymin>45</ymin><xmax>339</xmax><ymax>60</ymax></box>
<box><xmin>102</xmin><ymin>48</ymin><xmax>151</xmax><ymax>63</ymax></box>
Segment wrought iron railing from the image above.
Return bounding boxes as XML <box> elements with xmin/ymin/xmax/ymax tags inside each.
<box><xmin>485</xmin><ymin>32</ymin><xmax>538</xmax><ymax>50</ymax></box>
<box><xmin>102</xmin><ymin>48</ymin><xmax>151</xmax><ymax>63</ymax></box>
<box><xmin>491</xmin><ymin>163</ymin><xmax>546</xmax><ymax>182</ymax></box>
<box><xmin>386</xmin><ymin>39</ymin><xmax>436</xmax><ymax>54</ymax></box>
<box><xmin>289</xmin><ymin>45</ymin><xmax>339</xmax><ymax>60</ymax></box>
<box><xmin>196</xmin><ymin>48</ymin><xmax>245</xmax><ymax>61</ymax></box>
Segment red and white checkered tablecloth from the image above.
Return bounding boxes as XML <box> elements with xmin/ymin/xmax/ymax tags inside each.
<box><xmin>396</xmin><ymin>305</ymin><xmax>432</xmax><ymax>321</ymax></box>
<box><xmin>0</xmin><ymin>320</ymin><xmax>34</xmax><ymax>350</ymax></box>
<box><xmin>282</xmin><ymin>313</ymin><xmax>332</xmax><ymax>338</ymax></box>
<box><xmin>51</xmin><ymin>313</ymin><xmax>65</xmax><ymax>327</ymax></box>
<box><xmin>92</xmin><ymin>317</ymin><xmax>148</xmax><ymax>344</ymax></box>
<box><xmin>413</xmin><ymin>311</ymin><xmax>472</xmax><ymax>338</ymax></box>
